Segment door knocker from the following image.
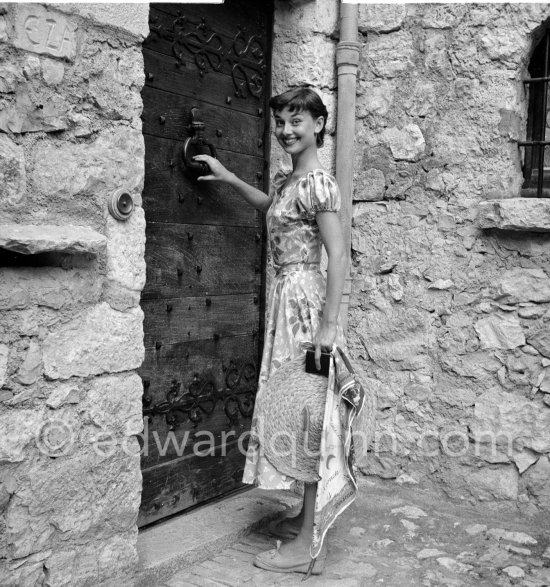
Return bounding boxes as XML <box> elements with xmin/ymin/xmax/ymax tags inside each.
<box><xmin>182</xmin><ymin>107</ymin><xmax>218</xmax><ymax>179</ymax></box>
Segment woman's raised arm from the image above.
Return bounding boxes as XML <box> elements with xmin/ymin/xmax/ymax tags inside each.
<box><xmin>193</xmin><ymin>154</ymin><xmax>272</xmax><ymax>212</ymax></box>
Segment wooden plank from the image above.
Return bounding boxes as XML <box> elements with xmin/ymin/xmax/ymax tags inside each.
<box><xmin>141</xmin><ymin>399</ymin><xmax>253</xmax><ymax>469</ymax></box>
<box><xmin>141</xmin><ymin>223</ymin><xmax>261</xmax><ymax>300</ymax></box>
<box><xmin>142</xmin><ymin>134</ymin><xmax>264</xmax><ymax>227</ymax></box>
<box><xmin>139</xmin><ymin>440</ymin><xmax>248</xmax><ymax>527</ymax></box>
<box><xmin>139</xmin><ymin>336</ymin><xmax>259</xmax><ymax>404</ymax></box>
<box><xmin>142</xmin><ymin>48</ymin><xmax>264</xmax><ymax>118</ymax></box>
<box><xmin>142</xmin><ymin>293</ymin><xmax>259</xmax><ymax>348</ymax></box>
<box><xmin>139</xmin><ymin>336</ymin><xmax>258</xmax><ymax>468</ymax></box>
<box><xmin>142</xmin><ymin>85</ymin><xmax>264</xmax><ymax>158</ymax></box>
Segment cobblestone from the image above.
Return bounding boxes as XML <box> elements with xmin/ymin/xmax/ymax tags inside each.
<box><xmin>151</xmin><ymin>477</ymin><xmax>550</xmax><ymax>586</ymax></box>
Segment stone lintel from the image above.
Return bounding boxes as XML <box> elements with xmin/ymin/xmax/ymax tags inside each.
<box><xmin>477</xmin><ymin>198</ymin><xmax>550</xmax><ymax>232</ymax></box>
<box><xmin>0</xmin><ymin>224</ymin><xmax>106</xmax><ymax>255</ymax></box>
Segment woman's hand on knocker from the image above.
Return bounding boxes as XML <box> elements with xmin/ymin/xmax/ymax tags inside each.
<box><xmin>312</xmin><ymin>320</ymin><xmax>337</xmax><ymax>371</ymax></box>
<box><xmin>193</xmin><ymin>154</ymin><xmax>234</xmax><ymax>183</ymax></box>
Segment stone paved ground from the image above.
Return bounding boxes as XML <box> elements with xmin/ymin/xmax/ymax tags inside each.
<box><xmin>153</xmin><ymin>477</ymin><xmax>550</xmax><ymax>587</ymax></box>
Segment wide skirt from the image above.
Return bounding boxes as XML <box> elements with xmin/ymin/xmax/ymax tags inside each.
<box><xmin>242</xmin><ymin>265</ymin><xmax>344</xmax><ymax>489</ymax></box>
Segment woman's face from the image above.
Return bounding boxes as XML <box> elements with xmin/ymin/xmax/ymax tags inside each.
<box><xmin>273</xmin><ymin>106</ymin><xmax>324</xmax><ymax>156</ymax></box>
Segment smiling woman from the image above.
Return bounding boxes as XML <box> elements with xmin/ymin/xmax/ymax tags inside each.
<box><xmin>193</xmin><ymin>86</ymin><xmax>350</xmax><ymax>577</ymax></box>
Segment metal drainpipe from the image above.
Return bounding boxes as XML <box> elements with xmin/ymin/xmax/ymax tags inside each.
<box><xmin>336</xmin><ymin>1</ymin><xmax>360</xmax><ymax>331</ymax></box>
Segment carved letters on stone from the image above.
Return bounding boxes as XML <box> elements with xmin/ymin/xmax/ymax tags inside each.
<box><xmin>13</xmin><ymin>5</ymin><xmax>77</xmax><ymax>61</ymax></box>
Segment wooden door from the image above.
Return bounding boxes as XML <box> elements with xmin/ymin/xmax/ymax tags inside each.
<box><xmin>138</xmin><ymin>0</ymin><xmax>272</xmax><ymax>527</ymax></box>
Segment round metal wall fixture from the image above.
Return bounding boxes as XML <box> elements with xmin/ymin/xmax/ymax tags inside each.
<box><xmin>108</xmin><ymin>189</ymin><xmax>134</xmax><ymax>221</ymax></box>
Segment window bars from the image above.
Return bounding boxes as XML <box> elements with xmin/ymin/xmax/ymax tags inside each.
<box><xmin>520</xmin><ymin>30</ymin><xmax>550</xmax><ymax>198</ymax></box>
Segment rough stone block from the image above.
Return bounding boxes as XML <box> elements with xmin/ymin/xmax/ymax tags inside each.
<box><xmin>481</xmin><ymin>28</ymin><xmax>524</xmax><ymax>62</ymax></box>
<box><xmin>0</xmin><ymin>65</ymin><xmax>24</xmax><ymax>93</ymax></box>
<box><xmin>0</xmin><ymin>345</ymin><xmax>8</xmax><ymax>388</ymax></box>
<box><xmin>403</xmin><ymin>81</ymin><xmax>436</xmax><ymax>117</ymax></box>
<box><xmin>23</xmin><ymin>55</ymin><xmax>41</xmax><ymax>79</ymax></box>
<box><xmin>420</xmin><ymin>4</ymin><xmax>467</xmax><ymax>29</ymax></box>
<box><xmin>0</xmin><ymin>268</ymin><xmax>101</xmax><ymax>311</ymax></box>
<box><xmin>42</xmin><ymin>303</ymin><xmax>144</xmax><ymax>379</ymax></box>
<box><xmin>365</xmin><ymin>30</ymin><xmax>414</xmax><ymax>78</ymax></box>
<box><xmin>382</xmin><ymin>124</ymin><xmax>425</xmax><ymax>162</ymax></box>
<box><xmin>275</xmin><ymin>0</ymin><xmax>338</xmax><ymax>38</ymax></box>
<box><xmin>357</xmin><ymin>308</ymin><xmax>434</xmax><ymax>370</ymax></box>
<box><xmin>523</xmin><ymin>456</ymin><xmax>550</xmax><ymax>506</ymax></box>
<box><xmin>0</xmin><ymin>410</ymin><xmax>43</xmax><ymax>463</ymax></box>
<box><xmin>359</xmin><ymin>4</ymin><xmax>406</xmax><ymax>33</ymax></box>
<box><xmin>0</xmin><ymin>225</ymin><xmax>106</xmax><ymax>255</ymax></box>
<box><xmin>424</xmin><ymin>30</ymin><xmax>454</xmax><ymax>80</ymax></box>
<box><xmin>471</xmin><ymin>388</ymin><xmax>550</xmax><ymax>453</ymax></box>
<box><xmin>0</xmin><ymin>15</ymin><xmax>7</xmax><ymax>42</ymax></box>
<box><xmin>527</xmin><ymin>327</ymin><xmax>550</xmax><ymax>359</ymax></box>
<box><xmin>45</xmin><ymin>383</ymin><xmax>81</xmax><ymax>409</ymax></box>
<box><xmin>4</xmin><ymin>557</ymin><xmax>45</xmax><ymax>587</ymax></box>
<box><xmin>0</xmin><ymin>90</ymin><xmax>69</xmax><ymax>134</ymax></box>
<box><xmin>44</xmin><ymin>532</ymin><xmax>138</xmax><ymax>586</ymax></box>
<box><xmin>85</xmin><ymin>48</ymin><xmax>145</xmax><ymax>122</ymax></box>
<box><xmin>105</xmin><ymin>207</ymin><xmax>146</xmax><ymax>294</ymax></box>
<box><xmin>474</xmin><ymin>315</ymin><xmax>525</xmax><ymax>349</ymax></box>
<box><xmin>495</xmin><ymin>268</ymin><xmax>550</xmax><ymax>303</ymax></box>
<box><xmin>41</xmin><ymin>59</ymin><xmax>64</xmax><ymax>86</ymax></box>
<box><xmin>16</xmin><ymin>340</ymin><xmax>42</xmax><ymax>386</ymax></box>
<box><xmin>31</xmin><ymin>127</ymin><xmax>144</xmax><ymax>203</ymax></box>
<box><xmin>12</xmin><ymin>4</ymin><xmax>77</xmax><ymax>61</ymax></box>
<box><xmin>357</xmin><ymin>81</ymin><xmax>394</xmax><ymax>117</ymax></box>
<box><xmin>513</xmin><ymin>449</ymin><xmax>538</xmax><ymax>474</ymax></box>
<box><xmin>477</xmin><ymin>199</ymin><xmax>550</xmax><ymax>232</ymax></box>
<box><xmin>355</xmin><ymin>168</ymin><xmax>385</xmax><ymax>201</ymax></box>
<box><xmin>469</xmin><ymin>466</ymin><xmax>519</xmax><ymax>500</ymax></box>
<box><xmin>272</xmin><ymin>36</ymin><xmax>336</xmax><ymax>89</ymax></box>
<box><xmin>0</xmin><ymin>135</ymin><xmax>26</xmax><ymax>207</ymax></box>
<box><xmin>7</xmin><ymin>448</ymin><xmax>141</xmax><ymax>558</ymax></box>
<box><xmin>85</xmin><ymin>373</ymin><xmax>143</xmax><ymax>436</ymax></box>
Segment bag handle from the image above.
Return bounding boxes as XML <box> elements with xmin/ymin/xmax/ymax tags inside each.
<box><xmin>334</xmin><ymin>346</ymin><xmax>355</xmax><ymax>374</ymax></box>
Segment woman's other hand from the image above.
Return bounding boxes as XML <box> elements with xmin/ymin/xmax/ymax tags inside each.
<box><xmin>193</xmin><ymin>154</ymin><xmax>234</xmax><ymax>183</ymax></box>
<box><xmin>312</xmin><ymin>320</ymin><xmax>337</xmax><ymax>371</ymax></box>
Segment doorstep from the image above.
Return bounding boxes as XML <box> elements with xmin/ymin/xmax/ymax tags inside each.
<box><xmin>134</xmin><ymin>488</ymin><xmax>300</xmax><ymax>586</ymax></box>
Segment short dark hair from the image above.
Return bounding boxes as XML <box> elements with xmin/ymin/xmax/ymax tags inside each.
<box><xmin>269</xmin><ymin>87</ymin><xmax>329</xmax><ymax>147</ymax></box>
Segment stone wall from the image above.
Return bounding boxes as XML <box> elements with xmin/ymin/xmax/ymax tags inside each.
<box><xmin>273</xmin><ymin>1</ymin><xmax>550</xmax><ymax>513</ymax></box>
<box><xmin>0</xmin><ymin>3</ymin><xmax>148</xmax><ymax>585</ymax></box>
<box><xmin>350</xmin><ymin>2</ymin><xmax>550</xmax><ymax>510</ymax></box>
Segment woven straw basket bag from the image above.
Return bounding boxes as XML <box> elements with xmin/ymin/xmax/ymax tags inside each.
<box><xmin>255</xmin><ymin>347</ymin><xmax>376</xmax><ymax>483</ymax></box>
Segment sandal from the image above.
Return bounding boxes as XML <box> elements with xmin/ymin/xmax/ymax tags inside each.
<box><xmin>267</xmin><ymin>518</ymin><xmax>301</xmax><ymax>540</ymax></box>
<box><xmin>254</xmin><ymin>542</ymin><xmax>326</xmax><ymax>577</ymax></box>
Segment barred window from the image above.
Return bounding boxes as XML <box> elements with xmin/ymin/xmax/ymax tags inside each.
<box><xmin>521</xmin><ymin>29</ymin><xmax>550</xmax><ymax>198</ymax></box>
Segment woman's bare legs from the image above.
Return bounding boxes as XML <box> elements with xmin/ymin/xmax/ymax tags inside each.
<box><xmin>255</xmin><ymin>481</ymin><xmax>326</xmax><ymax>574</ymax></box>
<box><xmin>276</xmin><ymin>482</ymin><xmax>317</xmax><ymax>558</ymax></box>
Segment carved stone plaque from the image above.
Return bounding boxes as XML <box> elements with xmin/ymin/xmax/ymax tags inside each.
<box><xmin>13</xmin><ymin>5</ymin><xmax>77</xmax><ymax>61</ymax></box>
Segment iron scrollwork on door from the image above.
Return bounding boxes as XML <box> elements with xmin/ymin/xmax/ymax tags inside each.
<box><xmin>142</xmin><ymin>361</ymin><xmax>257</xmax><ymax>429</ymax></box>
<box><xmin>143</xmin><ymin>377</ymin><xmax>216</xmax><ymax>429</ymax></box>
<box><xmin>148</xmin><ymin>15</ymin><xmax>267</xmax><ymax>99</ymax></box>
<box><xmin>223</xmin><ymin>361</ymin><xmax>256</xmax><ymax>426</ymax></box>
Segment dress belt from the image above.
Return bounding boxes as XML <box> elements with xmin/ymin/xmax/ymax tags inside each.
<box><xmin>275</xmin><ymin>262</ymin><xmax>321</xmax><ymax>276</ymax></box>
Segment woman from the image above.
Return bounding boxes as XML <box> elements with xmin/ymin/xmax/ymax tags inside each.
<box><xmin>193</xmin><ymin>86</ymin><xmax>347</xmax><ymax>576</ymax></box>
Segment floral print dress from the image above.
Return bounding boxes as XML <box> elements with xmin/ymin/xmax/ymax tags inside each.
<box><xmin>242</xmin><ymin>167</ymin><xmax>343</xmax><ymax>490</ymax></box>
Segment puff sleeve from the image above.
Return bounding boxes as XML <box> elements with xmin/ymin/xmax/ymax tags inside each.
<box><xmin>296</xmin><ymin>170</ymin><xmax>341</xmax><ymax>220</ymax></box>
<box><xmin>269</xmin><ymin>168</ymin><xmax>289</xmax><ymax>199</ymax></box>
